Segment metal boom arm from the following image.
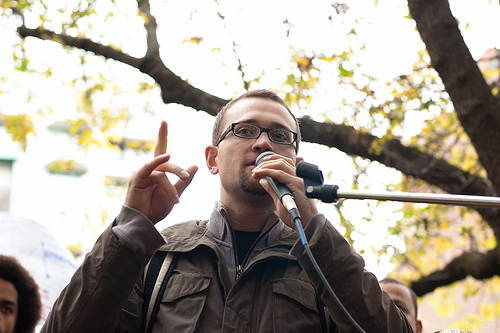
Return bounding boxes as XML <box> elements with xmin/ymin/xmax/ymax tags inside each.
<box><xmin>296</xmin><ymin>161</ymin><xmax>500</xmax><ymax>208</ymax></box>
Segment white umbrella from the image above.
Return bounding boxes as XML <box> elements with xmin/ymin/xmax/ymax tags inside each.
<box><xmin>0</xmin><ymin>212</ymin><xmax>77</xmax><ymax>327</ymax></box>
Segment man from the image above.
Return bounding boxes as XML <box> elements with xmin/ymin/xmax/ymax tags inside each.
<box><xmin>42</xmin><ymin>89</ymin><xmax>414</xmax><ymax>332</ymax></box>
<box><xmin>379</xmin><ymin>278</ymin><xmax>423</xmax><ymax>333</ymax></box>
<box><xmin>0</xmin><ymin>255</ymin><xmax>41</xmax><ymax>333</ymax></box>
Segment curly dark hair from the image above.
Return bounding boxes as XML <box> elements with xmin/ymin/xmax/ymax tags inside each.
<box><xmin>0</xmin><ymin>255</ymin><xmax>41</xmax><ymax>333</ymax></box>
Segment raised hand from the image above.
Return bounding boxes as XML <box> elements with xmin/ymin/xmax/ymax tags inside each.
<box><xmin>125</xmin><ymin>121</ymin><xmax>198</xmax><ymax>224</ymax></box>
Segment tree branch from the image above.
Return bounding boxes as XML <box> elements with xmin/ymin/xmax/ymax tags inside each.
<box><xmin>411</xmin><ymin>248</ymin><xmax>500</xmax><ymax>296</ymax></box>
<box><xmin>16</xmin><ymin>23</ymin><xmax>228</xmax><ymax>115</ymax></box>
<box><xmin>16</xmin><ymin>25</ymin><xmax>142</xmax><ymax>68</ymax></box>
<box><xmin>138</xmin><ymin>0</ymin><xmax>160</xmax><ymax>58</ymax></box>
<box><xmin>299</xmin><ymin>117</ymin><xmax>494</xmax><ymax>198</ymax></box>
<box><xmin>216</xmin><ymin>9</ymin><xmax>250</xmax><ymax>91</ymax></box>
<box><xmin>299</xmin><ymin>116</ymin><xmax>500</xmax><ymax>232</ymax></box>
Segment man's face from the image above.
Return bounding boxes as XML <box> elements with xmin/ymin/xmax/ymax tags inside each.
<box><xmin>380</xmin><ymin>282</ymin><xmax>422</xmax><ymax>333</ymax></box>
<box><xmin>210</xmin><ymin>97</ymin><xmax>298</xmax><ymax>200</ymax></box>
<box><xmin>0</xmin><ymin>278</ymin><xmax>18</xmax><ymax>333</ymax></box>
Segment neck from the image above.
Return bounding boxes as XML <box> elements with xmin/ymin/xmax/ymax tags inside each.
<box><xmin>220</xmin><ymin>192</ymin><xmax>276</xmax><ymax>231</ymax></box>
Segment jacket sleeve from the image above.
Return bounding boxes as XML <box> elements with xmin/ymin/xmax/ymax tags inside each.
<box><xmin>291</xmin><ymin>215</ymin><xmax>414</xmax><ymax>333</ymax></box>
<box><xmin>40</xmin><ymin>206</ymin><xmax>166</xmax><ymax>333</ymax></box>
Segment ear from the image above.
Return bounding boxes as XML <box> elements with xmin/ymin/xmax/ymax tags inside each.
<box><xmin>415</xmin><ymin>320</ymin><xmax>423</xmax><ymax>333</ymax></box>
<box><xmin>205</xmin><ymin>145</ymin><xmax>219</xmax><ymax>175</ymax></box>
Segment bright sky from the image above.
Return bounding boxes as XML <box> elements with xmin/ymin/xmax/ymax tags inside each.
<box><xmin>1</xmin><ymin>0</ymin><xmax>499</xmax><ymax>280</ymax></box>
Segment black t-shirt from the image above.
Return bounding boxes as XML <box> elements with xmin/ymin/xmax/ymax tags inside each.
<box><xmin>234</xmin><ymin>230</ymin><xmax>261</xmax><ymax>264</ymax></box>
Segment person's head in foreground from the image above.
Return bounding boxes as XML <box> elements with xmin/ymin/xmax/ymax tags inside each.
<box><xmin>208</xmin><ymin>89</ymin><xmax>302</xmax><ymax>218</ymax></box>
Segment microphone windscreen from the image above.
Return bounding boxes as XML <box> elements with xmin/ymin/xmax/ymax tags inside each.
<box><xmin>255</xmin><ymin>151</ymin><xmax>275</xmax><ymax>166</ymax></box>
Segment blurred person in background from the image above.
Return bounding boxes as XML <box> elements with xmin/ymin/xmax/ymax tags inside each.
<box><xmin>380</xmin><ymin>278</ymin><xmax>422</xmax><ymax>333</ymax></box>
<box><xmin>0</xmin><ymin>255</ymin><xmax>41</xmax><ymax>333</ymax></box>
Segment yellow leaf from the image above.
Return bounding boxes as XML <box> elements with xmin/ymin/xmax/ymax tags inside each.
<box><xmin>184</xmin><ymin>36</ymin><xmax>203</xmax><ymax>44</ymax></box>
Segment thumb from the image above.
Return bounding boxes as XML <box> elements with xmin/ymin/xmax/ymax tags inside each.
<box><xmin>174</xmin><ymin>165</ymin><xmax>199</xmax><ymax>197</ymax></box>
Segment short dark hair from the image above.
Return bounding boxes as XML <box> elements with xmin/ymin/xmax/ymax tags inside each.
<box><xmin>379</xmin><ymin>277</ymin><xmax>418</xmax><ymax>319</ymax></box>
<box><xmin>0</xmin><ymin>255</ymin><xmax>41</xmax><ymax>333</ymax></box>
<box><xmin>212</xmin><ymin>89</ymin><xmax>301</xmax><ymax>152</ymax></box>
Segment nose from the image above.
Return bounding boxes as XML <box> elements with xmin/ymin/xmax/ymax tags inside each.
<box><xmin>251</xmin><ymin>130</ymin><xmax>274</xmax><ymax>152</ymax></box>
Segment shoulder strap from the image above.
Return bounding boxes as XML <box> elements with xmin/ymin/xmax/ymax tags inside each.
<box><xmin>141</xmin><ymin>251</ymin><xmax>178</xmax><ymax>333</ymax></box>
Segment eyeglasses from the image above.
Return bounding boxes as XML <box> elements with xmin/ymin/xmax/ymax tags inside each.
<box><xmin>215</xmin><ymin>122</ymin><xmax>298</xmax><ymax>147</ymax></box>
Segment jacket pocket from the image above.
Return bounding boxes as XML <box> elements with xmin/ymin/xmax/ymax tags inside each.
<box><xmin>272</xmin><ymin>278</ymin><xmax>323</xmax><ymax>332</ymax></box>
<box><xmin>156</xmin><ymin>271</ymin><xmax>211</xmax><ymax>332</ymax></box>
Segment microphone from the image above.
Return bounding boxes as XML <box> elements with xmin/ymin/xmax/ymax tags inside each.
<box><xmin>257</xmin><ymin>154</ymin><xmax>366</xmax><ymax>332</ymax></box>
<box><xmin>255</xmin><ymin>152</ymin><xmax>300</xmax><ymax>218</ymax></box>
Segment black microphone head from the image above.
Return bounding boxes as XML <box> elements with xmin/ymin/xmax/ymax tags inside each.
<box><xmin>254</xmin><ymin>151</ymin><xmax>294</xmax><ymax>203</ymax></box>
<box><xmin>255</xmin><ymin>151</ymin><xmax>275</xmax><ymax>166</ymax></box>
<box><xmin>296</xmin><ymin>161</ymin><xmax>324</xmax><ymax>186</ymax></box>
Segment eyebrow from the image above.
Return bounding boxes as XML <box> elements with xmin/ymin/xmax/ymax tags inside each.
<box><xmin>0</xmin><ymin>299</ymin><xmax>18</xmax><ymax>306</ymax></box>
<box><xmin>235</xmin><ymin>119</ymin><xmax>293</xmax><ymax>131</ymax></box>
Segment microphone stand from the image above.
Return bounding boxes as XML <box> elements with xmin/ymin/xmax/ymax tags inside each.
<box><xmin>296</xmin><ymin>161</ymin><xmax>500</xmax><ymax>208</ymax></box>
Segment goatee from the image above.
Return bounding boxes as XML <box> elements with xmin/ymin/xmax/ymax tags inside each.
<box><xmin>238</xmin><ymin>171</ymin><xmax>268</xmax><ymax>196</ymax></box>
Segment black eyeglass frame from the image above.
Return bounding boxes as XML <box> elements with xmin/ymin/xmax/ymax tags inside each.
<box><xmin>215</xmin><ymin>122</ymin><xmax>298</xmax><ymax>148</ymax></box>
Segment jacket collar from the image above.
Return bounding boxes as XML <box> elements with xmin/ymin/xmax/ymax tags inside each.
<box><xmin>159</xmin><ymin>202</ymin><xmax>298</xmax><ymax>252</ymax></box>
<box><xmin>206</xmin><ymin>201</ymin><xmax>297</xmax><ymax>249</ymax></box>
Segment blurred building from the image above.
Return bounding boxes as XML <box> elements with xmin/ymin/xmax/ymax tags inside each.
<box><xmin>477</xmin><ymin>48</ymin><xmax>500</xmax><ymax>89</ymax></box>
<box><xmin>0</xmin><ymin>119</ymin><xmax>153</xmax><ymax>256</ymax></box>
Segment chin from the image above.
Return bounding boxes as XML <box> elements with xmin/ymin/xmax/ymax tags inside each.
<box><xmin>244</xmin><ymin>187</ymin><xmax>268</xmax><ymax>196</ymax></box>
<box><xmin>238</xmin><ymin>176</ymin><xmax>268</xmax><ymax>196</ymax></box>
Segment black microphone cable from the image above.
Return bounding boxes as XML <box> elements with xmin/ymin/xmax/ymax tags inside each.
<box><xmin>293</xmin><ymin>214</ymin><xmax>366</xmax><ymax>333</ymax></box>
<box><xmin>255</xmin><ymin>152</ymin><xmax>366</xmax><ymax>333</ymax></box>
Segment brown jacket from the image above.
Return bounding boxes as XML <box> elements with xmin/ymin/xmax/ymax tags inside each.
<box><xmin>41</xmin><ymin>204</ymin><xmax>414</xmax><ymax>333</ymax></box>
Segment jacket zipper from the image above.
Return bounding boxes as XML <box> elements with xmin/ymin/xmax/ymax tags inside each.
<box><xmin>234</xmin><ymin>224</ymin><xmax>277</xmax><ymax>280</ymax></box>
<box><xmin>236</xmin><ymin>264</ymin><xmax>243</xmax><ymax>278</ymax></box>
<box><xmin>220</xmin><ymin>209</ymin><xmax>289</xmax><ymax>281</ymax></box>
<box><xmin>220</xmin><ymin>209</ymin><xmax>245</xmax><ymax>281</ymax></box>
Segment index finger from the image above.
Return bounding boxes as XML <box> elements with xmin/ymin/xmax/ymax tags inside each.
<box><xmin>254</xmin><ymin>154</ymin><xmax>295</xmax><ymax>174</ymax></box>
<box><xmin>135</xmin><ymin>153</ymin><xmax>171</xmax><ymax>180</ymax></box>
<box><xmin>154</xmin><ymin>120</ymin><xmax>168</xmax><ymax>157</ymax></box>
